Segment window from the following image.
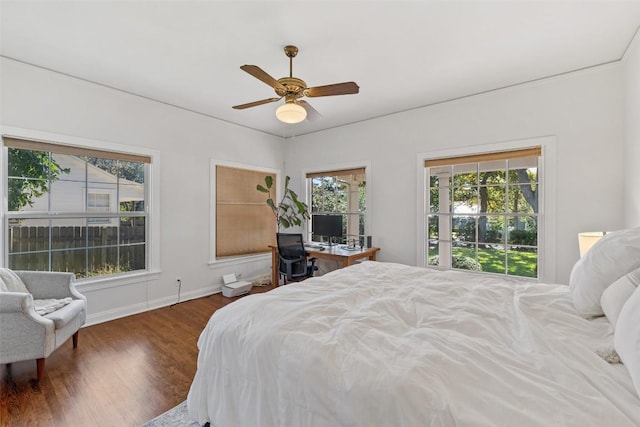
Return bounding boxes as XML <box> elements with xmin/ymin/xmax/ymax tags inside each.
<box><xmin>307</xmin><ymin>167</ymin><xmax>366</xmax><ymax>245</ymax></box>
<box><xmin>215</xmin><ymin>165</ymin><xmax>276</xmax><ymax>258</ymax></box>
<box><xmin>3</xmin><ymin>137</ymin><xmax>150</xmax><ymax>279</ymax></box>
<box><xmin>87</xmin><ymin>192</ymin><xmax>111</xmax><ymax>224</ymax></box>
<box><xmin>87</xmin><ymin>192</ymin><xmax>110</xmax><ymax>211</ymax></box>
<box><xmin>425</xmin><ymin>147</ymin><xmax>541</xmax><ymax>278</ymax></box>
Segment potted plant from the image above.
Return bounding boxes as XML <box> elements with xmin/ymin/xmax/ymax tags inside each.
<box><xmin>257</xmin><ymin>175</ymin><xmax>310</xmax><ymax>231</ymax></box>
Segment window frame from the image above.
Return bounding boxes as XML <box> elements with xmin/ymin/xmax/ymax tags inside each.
<box><xmin>304</xmin><ymin>161</ymin><xmax>371</xmax><ymax>245</ymax></box>
<box><xmin>1</xmin><ymin>126</ymin><xmax>160</xmax><ymax>285</ymax></box>
<box><xmin>209</xmin><ymin>159</ymin><xmax>281</xmax><ymax>264</ymax></box>
<box><xmin>416</xmin><ymin>136</ymin><xmax>557</xmax><ymax>283</ymax></box>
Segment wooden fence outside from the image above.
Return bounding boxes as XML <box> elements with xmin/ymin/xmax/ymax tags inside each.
<box><xmin>8</xmin><ymin>225</ymin><xmax>145</xmax><ymax>277</ymax></box>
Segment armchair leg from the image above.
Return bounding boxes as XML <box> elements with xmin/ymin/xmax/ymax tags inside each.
<box><xmin>36</xmin><ymin>358</ymin><xmax>45</xmax><ymax>382</ymax></box>
<box><xmin>35</xmin><ymin>332</ymin><xmax>79</xmax><ymax>382</ymax></box>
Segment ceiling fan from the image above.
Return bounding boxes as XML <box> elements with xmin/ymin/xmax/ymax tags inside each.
<box><xmin>232</xmin><ymin>45</ymin><xmax>359</xmax><ymax>124</ymax></box>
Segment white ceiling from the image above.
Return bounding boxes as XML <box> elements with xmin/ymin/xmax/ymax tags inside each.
<box><xmin>2</xmin><ymin>1</ymin><xmax>640</xmax><ymax>138</ymax></box>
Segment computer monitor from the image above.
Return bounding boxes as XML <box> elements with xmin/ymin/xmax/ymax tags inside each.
<box><xmin>312</xmin><ymin>214</ymin><xmax>343</xmax><ymax>243</ymax></box>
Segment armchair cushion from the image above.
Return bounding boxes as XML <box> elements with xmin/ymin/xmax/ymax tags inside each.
<box><xmin>44</xmin><ymin>299</ymin><xmax>84</xmax><ymax>329</ymax></box>
<box><xmin>0</xmin><ymin>268</ymin><xmax>29</xmax><ymax>293</ymax></box>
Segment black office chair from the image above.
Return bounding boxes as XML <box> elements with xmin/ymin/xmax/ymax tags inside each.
<box><xmin>276</xmin><ymin>233</ymin><xmax>318</xmax><ymax>285</ymax></box>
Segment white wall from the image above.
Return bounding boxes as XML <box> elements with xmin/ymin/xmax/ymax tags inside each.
<box><xmin>623</xmin><ymin>32</ymin><xmax>640</xmax><ymax>228</ymax></box>
<box><xmin>285</xmin><ymin>64</ymin><xmax>625</xmax><ymax>284</ymax></box>
<box><xmin>0</xmin><ymin>52</ymin><xmax>630</xmax><ymax>323</ymax></box>
<box><xmin>1</xmin><ymin>58</ymin><xmax>284</xmax><ymax>325</ymax></box>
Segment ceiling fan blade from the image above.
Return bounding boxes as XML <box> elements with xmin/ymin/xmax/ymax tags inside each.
<box><xmin>240</xmin><ymin>65</ymin><xmax>285</xmax><ymax>90</ymax></box>
<box><xmin>297</xmin><ymin>100</ymin><xmax>321</xmax><ymax>121</ymax></box>
<box><xmin>305</xmin><ymin>82</ymin><xmax>359</xmax><ymax>97</ymax></box>
<box><xmin>232</xmin><ymin>97</ymin><xmax>281</xmax><ymax>110</ymax></box>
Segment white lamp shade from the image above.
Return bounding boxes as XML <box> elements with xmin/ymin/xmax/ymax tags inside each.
<box><xmin>578</xmin><ymin>231</ymin><xmax>605</xmax><ymax>258</ymax></box>
<box><xmin>276</xmin><ymin>103</ymin><xmax>307</xmax><ymax>124</ymax></box>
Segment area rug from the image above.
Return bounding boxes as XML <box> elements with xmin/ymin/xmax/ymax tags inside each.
<box><xmin>142</xmin><ymin>401</ymin><xmax>208</xmax><ymax>427</ymax></box>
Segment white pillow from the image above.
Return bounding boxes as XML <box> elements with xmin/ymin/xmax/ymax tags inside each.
<box><xmin>0</xmin><ymin>268</ymin><xmax>29</xmax><ymax>293</ymax></box>
<box><xmin>601</xmin><ymin>267</ymin><xmax>640</xmax><ymax>327</ymax></box>
<box><xmin>570</xmin><ymin>227</ymin><xmax>640</xmax><ymax>317</ymax></box>
<box><xmin>614</xmin><ymin>285</ymin><xmax>640</xmax><ymax>398</ymax></box>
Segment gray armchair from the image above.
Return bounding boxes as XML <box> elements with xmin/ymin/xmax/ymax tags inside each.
<box><xmin>0</xmin><ymin>271</ymin><xmax>87</xmax><ymax>381</ymax></box>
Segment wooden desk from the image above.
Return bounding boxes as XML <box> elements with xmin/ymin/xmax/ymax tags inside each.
<box><xmin>269</xmin><ymin>245</ymin><xmax>380</xmax><ymax>286</ymax></box>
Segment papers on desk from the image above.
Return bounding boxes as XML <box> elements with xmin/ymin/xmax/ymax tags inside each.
<box><xmin>305</xmin><ymin>244</ymin><xmax>325</xmax><ymax>251</ymax></box>
<box><xmin>304</xmin><ymin>243</ymin><xmax>367</xmax><ymax>252</ymax></box>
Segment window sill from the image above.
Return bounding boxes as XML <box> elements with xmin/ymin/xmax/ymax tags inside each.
<box><xmin>75</xmin><ymin>270</ymin><xmax>162</xmax><ymax>292</ymax></box>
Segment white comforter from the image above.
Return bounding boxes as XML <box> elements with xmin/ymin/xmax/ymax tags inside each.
<box><xmin>187</xmin><ymin>261</ymin><xmax>640</xmax><ymax>426</ymax></box>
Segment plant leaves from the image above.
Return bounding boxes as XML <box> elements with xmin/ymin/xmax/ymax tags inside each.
<box><xmin>257</xmin><ymin>174</ymin><xmax>311</xmax><ymax>230</ymax></box>
<box><xmin>266</xmin><ymin>198</ymin><xmax>276</xmax><ymax>210</ymax></box>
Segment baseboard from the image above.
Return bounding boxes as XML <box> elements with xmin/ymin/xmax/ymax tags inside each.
<box><xmin>84</xmin><ymin>285</ymin><xmax>222</xmax><ymax>326</ymax></box>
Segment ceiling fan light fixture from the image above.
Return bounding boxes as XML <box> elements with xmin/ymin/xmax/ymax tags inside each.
<box><xmin>276</xmin><ymin>102</ymin><xmax>307</xmax><ymax>124</ymax></box>
<box><xmin>233</xmin><ymin>45</ymin><xmax>359</xmax><ymax>123</ymax></box>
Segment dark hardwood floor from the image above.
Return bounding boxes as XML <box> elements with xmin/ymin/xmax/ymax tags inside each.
<box><xmin>0</xmin><ymin>284</ymin><xmax>275</xmax><ymax>427</ymax></box>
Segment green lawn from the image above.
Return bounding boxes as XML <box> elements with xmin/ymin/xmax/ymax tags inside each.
<box><xmin>453</xmin><ymin>246</ymin><xmax>537</xmax><ymax>278</ymax></box>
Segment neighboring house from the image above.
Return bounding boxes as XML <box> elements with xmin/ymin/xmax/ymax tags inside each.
<box><xmin>17</xmin><ymin>154</ymin><xmax>144</xmax><ymax>227</ymax></box>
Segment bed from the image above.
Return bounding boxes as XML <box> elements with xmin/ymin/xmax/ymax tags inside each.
<box><xmin>188</xmin><ymin>233</ymin><xmax>640</xmax><ymax>426</ymax></box>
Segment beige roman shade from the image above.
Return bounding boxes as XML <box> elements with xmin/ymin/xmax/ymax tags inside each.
<box><xmin>3</xmin><ymin>137</ymin><xmax>152</xmax><ymax>163</ymax></box>
<box><xmin>424</xmin><ymin>147</ymin><xmax>541</xmax><ymax>168</ymax></box>
<box><xmin>216</xmin><ymin>165</ymin><xmax>276</xmax><ymax>257</ymax></box>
